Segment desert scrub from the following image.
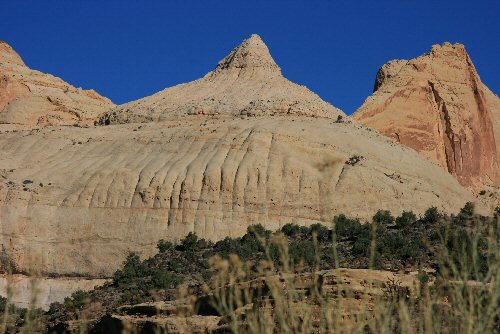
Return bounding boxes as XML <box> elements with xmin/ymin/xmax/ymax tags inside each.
<box><xmin>207</xmin><ymin>214</ymin><xmax>500</xmax><ymax>334</ymax></box>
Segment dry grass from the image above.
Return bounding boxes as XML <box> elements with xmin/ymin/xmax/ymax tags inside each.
<box><xmin>207</xmin><ymin>221</ymin><xmax>500</xmax><ymax>334</ymax></box>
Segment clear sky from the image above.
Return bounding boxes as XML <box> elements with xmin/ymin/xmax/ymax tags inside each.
<box><xmin>2</xmin><ymin>1</ymin><xmax>499</xmax><ymax>114</ymax></box>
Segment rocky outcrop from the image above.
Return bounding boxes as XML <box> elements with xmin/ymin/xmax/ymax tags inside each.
<box><xmin>354</xmin><ymin>43</ymin><xmax>500</xmax><ymax>192</ymax></box>
<box><xmin>62</xmin><ymin>269</ymin><xmax>420</xmax><ymax>333</ymax></box>
<box><xmin>0</xmin><ymin>36</ymin><xmax>473</xmax><ymax>278</ymax></box>
<box><xmin>0</xmin><ymin>275</ymin><xmax>107</xmax><ymax>310</ymax></box>
<box><xmin>0</xmin><ymin>40</ymin><xmax>115</xmax><ymax>128</ymax></box>
<box><xmin>99</xmin><ymin>34</ymin><xmax>344</xmax><ymax>124</ymax></box>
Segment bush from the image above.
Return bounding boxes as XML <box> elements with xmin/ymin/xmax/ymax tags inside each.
<box><xmin>289</xmin><ymin>240</ymin><xmax>316</xmax><ymax>267</ymax></box>
<box><xmin>379</xmin><ymin>233</ymin><xmax>406</xmax><ymax>254</ymax></box>
<box><xmin>120</xmin><ymin>287</ymin><xmax>145</xmax><ymax>304</ymax></box>
<box><xmin>310</xmin><ymin>223</ymin><xmax>330</xmax><ymax>242</ymax></box>
<box><xmin>151</xmin><ymin>268</ymin><xmax>182</xmax><ymax>290</ymax></box>
<box><xmin>0</xmin><ymin>295</ymin><xmax>7</xmax><ymax>313</ymax></box>
<box><xmin>334</xmin><ymin>214</ymin><xmax>362</xmax><ymax>239</ymax></box>
<box><xmin>443</xmin><ymin>227</ymin><xmax>489</xmax><ymax>279</ymax></box>
<box><xmin>281</xmin><ymin>223</ymin><xmax>300</xmax><ymax>237</ymax></box>
<box><xmin>178</xmin><ymin>232</ymin><xmax>199</xmax><ymax>251</ymax></box>
<box><xmin>113</xmin><ymin>253</ymin><xmax>150</xmax><ymax>287</ymax></box>
<box><xmin>299</xmin><ymin>225</ymin><xmax>310</xmax><ymax>236</ymax></box>
<box><xmin>214</xmin><ymin>236</ymin><xmax>240</xmax><ymax>255</ymax></box>
<box><xmin>373</xmin><ymin>210</ymin><xmax>394</xmax><ymax>225</ymax></box>
<box><xmin>157</xmin><ymin>239</ymin><xmax>174</xmax><ymax>253</ymax></box>
<box><xmin>422</xmin><ymin>207</ymin><xmax>440</xmax><ymax>224</ymax></box>
<box><xmin>459</xmin><ymin>202</ymin><xmax>474</xmax><ymax>218</ymax></box>
<box><xmin>214</xmin><ymin>234</ymin><xmax>263</xmax><ymax>260</ymax></box>
<box><xmin>352</xmin><ymin>228</ymin><xmax>371</xmax><ymax>257</ymax></box>
<box><xmin>63</xmin><ymin>290</ymin><xmax>90</xmax><ymax>311</ymax></box>
<box><xmin>395</xmin><ymin>211</ymin><xmax>417</xmax><ymax>229</ymax></box>
<box><xmin>247</xmin><ymin>224</ymin><xmax>271</xmax><ymax>239</ymax></box>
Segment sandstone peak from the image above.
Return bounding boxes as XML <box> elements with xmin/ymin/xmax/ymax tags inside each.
<box><xmin>355</xmin><ymin>42</ymin><xmax>500</xmax><ymax>192</ymax></box>
<box><xmin>208</xmin><ymin>34</ymin><xmax>282</xmax><ymax>78</ymax></box>
<box><xmin>103</xmin><ymin>34</ymin><xmax>344</xmax><ymax>124</ymax></box>
<box><xmin>0</xmin><ymin>40</ymin><xmax>25</xmax><ymax>66</ymax></box>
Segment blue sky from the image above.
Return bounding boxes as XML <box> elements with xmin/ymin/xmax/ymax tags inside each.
<box><xmin>2</xmin><ymin>1</ymin><xmax>499</xmax><ymax>114</ymax></box>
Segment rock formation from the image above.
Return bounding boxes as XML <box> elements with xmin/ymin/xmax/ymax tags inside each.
<box><xmin>100</xmin><ymin>34</ymin><xmax>343</xmax><ymax>124</ymax></box>
<box><xmin>0</xmin><ymin>35</ymin><xmax>473</xmax><ymax>277</ymax></box>
<box><xmin>0</xmin><ymin>40</ymin><xmax>114</xmax><ymax>128</ymax></box>
<box><xmin>66</xmin><ymin>269</ymin><xmax>420</xmax><ymax>333</ymax></box>
<box><xmin>354</xmin><ymin>43</ymin><xmax>500</xmax><ymax>192</ymax></box>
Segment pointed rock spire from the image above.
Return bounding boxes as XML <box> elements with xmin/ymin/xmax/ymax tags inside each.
<box><xmin>0</xmin><ymin>40</ymin><xmax>25</xmax><ymax>66</ymax></box>
<box><xmin>209</xmin><ymin>34</ymin><xmax>282</xmax><ymax>78</ymax></box>
<box><xmin>104</xmin><ymin>33</ymin><xmax>345</xmax><ymax>123</ymax></box>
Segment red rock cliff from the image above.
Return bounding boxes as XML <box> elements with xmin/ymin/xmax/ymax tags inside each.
<box><xmin>354</xmin><ymin>43</ymin><xmax>500</xmax><ymax>192</ymax></box>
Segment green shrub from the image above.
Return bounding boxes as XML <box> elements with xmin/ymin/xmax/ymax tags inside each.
<box><xmin>214</xmin><ymin>236</ymin><xmax>240</xmax><ymax>255</ymax></box>
<box><xmin>422</xmin><ymin>207</ymin><xmax>441</xmax><ymax>224</ymax></box>
<box><xmin>113</xmin><ymin>253</ymin><xmax>150</xmax><ymax>287</ymax></box>
<box><xmin>151</xmin><ymin>268</ymin><xmax>182</xmax><ymax>290</ymax></box>
<box><xmin>352</xmin><ymin>228</ymin><xmax>371</xmax><ymax>257</ymax></box>
<box><xmin>63</xmin><ymin>290</ymin><xmax>90</xmax><ymax>311</ymax></box>
<box><xmin>299</xmin><ymin>225</ymin><xmax>310</xmax><ymax>236</ymax></box>
<box><xmin>373</xmin><ymin>210</ymin><xmax>394</xmax><ymax>225</ymax></box>
<box><xmin>0</xmin><ymin>295</ymin><xmax>7</xmax><ymax>313</ymax></box>
<box><xmin>309</xmin><ymin>223</ymin><xmax>330</xmax><ymax>242</ymax></box>
<box><xmin>459</xmin><ymin>201</ymin><xmax>474</xmax><ymax>218</ymax></box>
<box><xmin>247</xmin><ymin>224</ymin><xmax>271</xmax><ymax>239</ymax></box>
<box><xmin>289</xmin><ymin>240</ymin><xmax>316</xmax><ymax>267</ymax></box>
<box><xmin>178</xmin><ymin>232</ymin><xmax>199</xmax><ymax>251</ymax></box>
<box><xmin>378</xmin><ymin>233</ymin><xmax>406</xmax><ymax>254</ymax></box>
<box><xmin>395</xmin><ymin>211</ymin><xmax>417</xmax><ymax>229</ymax></box>
<box><xmin>443</xmin><ymin>227</ymin><xmax>489</xmax><ymax>279</ymax></box>
<box><xmin>157</xmin><ymin>239</ymin><xmax>174</xmax><ymax>253</ymax></box>
<box><xmin>214</xmin><ymin>233</ymin><xmax>263</xmax><ymax>260</ymax></box>
<box><xmin>334</xmin><ymin>214</ymin><xmax>362</xmax><ymax>239</ymax></box>
<box><xmin>281</xmin><ymin>223</ymin><xmax>300</xmax><ymax>237</ymax></box>
<box><xmin>120</xmin><ymin>287</ymin><xmax>145</xmax><ymax>304</ymax></box>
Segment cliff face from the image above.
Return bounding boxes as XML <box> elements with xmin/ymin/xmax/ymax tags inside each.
<box><xmin>0</xmin><ymin>41</ymin><xmax>114</xmax><ymax>128</ymax></box>
<box><xmin>354</xmin><ymin>43</ymin><xmax>500</xmax><ymax>192</ymax></box>
<box><xmin>0</xmin><ymin>36</ymin><xmax>473</xmax><ymax>277</ymax></box>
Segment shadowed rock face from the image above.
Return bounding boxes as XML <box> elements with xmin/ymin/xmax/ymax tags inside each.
<box><xmin>354</xmin><ymin>43</ymin><xmax>500</xmax><ymax>192</ymax></box>
<box><xmin>0</xmin><ymin>40</ymin><xmax>114</xmax><ymax>128</ymax></box>
<box><xmin>0</xmin><ymin>36</ymin><xmax>473</xmax><ymax>277</ymax></box>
